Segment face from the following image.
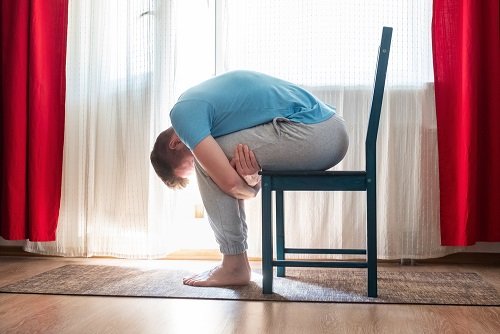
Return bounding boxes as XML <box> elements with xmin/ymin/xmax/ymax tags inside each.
<box><xmin>169</xmin><ymin>131</ymin><xmax>195</xmax><ymax>178</ymax></box>
<box><xmin>174</xmin><ymin>152</ymin><xmax>195</xmax><ymax>178</ymax></box>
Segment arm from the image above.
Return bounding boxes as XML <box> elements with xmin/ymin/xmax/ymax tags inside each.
<box><xmin>192</xmin><ymin>136</ymin><xmax>259</xmax><ymax>199</ymax></box>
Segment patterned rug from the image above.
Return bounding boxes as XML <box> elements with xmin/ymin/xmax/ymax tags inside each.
<box><xmin>1</xmin><ymin>264</ymin><xmax>498</xmax><ymax>305</ymax></box>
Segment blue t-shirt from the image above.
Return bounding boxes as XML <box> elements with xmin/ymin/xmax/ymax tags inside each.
<box><xmin>170</xmin><ymin>70</ymin><xmax>335</xmax><ymax>150</ymax></box>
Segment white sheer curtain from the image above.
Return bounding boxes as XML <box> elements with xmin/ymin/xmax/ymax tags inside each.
<box><xmin>26</xmin><ymin>0</ymin><xmax>218</xmax><ymax>258</ymax></box>
<box><xmin>26</xmin><ymin>0</ymin><xmax>468</xmax><ymax>259</ymax></box>
<box><xmin>220</xmin><ymin>0</ymin><xmax>461</xmax><ymax>260</ymax></box>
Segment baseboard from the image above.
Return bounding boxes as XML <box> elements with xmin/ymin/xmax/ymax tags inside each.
<box><xmin>414</xmin><ymin>252</ymin><xmax>500</xmax><ymax>265</ymax></box>
<box><xmin>0</xmin><ymin>246</ymin><xmax>48</xmax><ymax>257</ymax></box>
<box><xmin>1</xmin><ymin>246</ymin><xmax>498</xmax><ymax>265</ymax></box>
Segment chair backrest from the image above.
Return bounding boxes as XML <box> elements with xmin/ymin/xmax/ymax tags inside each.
<box><xmin>365</xmin><ymin>27</ymin><xmax>392</xmax><ymax>172</ymax></box>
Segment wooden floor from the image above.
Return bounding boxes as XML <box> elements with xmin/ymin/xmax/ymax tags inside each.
<box><xmin>0</xmin><ymin>256</ymin><xmax>499</xmax><ymax>334</ymax></box>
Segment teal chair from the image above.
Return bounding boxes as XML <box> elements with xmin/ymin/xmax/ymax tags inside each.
<box><xmin>260</xmin><ymin>27</ymin><xmax>392</xmax><ymax>297</ymax></box>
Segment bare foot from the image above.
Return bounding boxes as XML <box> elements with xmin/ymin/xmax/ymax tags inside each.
<box><xmin>183</xmin><ymin>252</ymin><xmax>252</xmax><ymax>287</ymax></box>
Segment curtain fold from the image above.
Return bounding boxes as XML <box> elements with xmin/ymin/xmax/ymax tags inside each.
<box><xmin>432</xmin><ymin>0</ymin><xmax>500</xmax><ymax>245</ymax></box>
<box><xmin>25</xmin><ymin>0</ymin><xmax>218</xmax><ymax>258</ymax></box>
<box><xmin>220</xmin><ymin>0</ymin><xmax>457</xmax><ymax>260</ymax></box>
<box><xmin>0</xmin><ymin>0</ymin><xmax>68</xmax><ymax>241</ymax></box>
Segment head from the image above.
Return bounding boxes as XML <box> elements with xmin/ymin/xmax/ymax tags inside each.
<box><xmin>150</xmin><ymin>127</ymin><xmax>194</xmax><ymax>189</ymax></box>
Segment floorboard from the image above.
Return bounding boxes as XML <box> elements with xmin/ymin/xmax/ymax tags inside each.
<box><xmin>0</xmin><ymin>256</ymin><xmax>499</xmax><ymax>334</ymax></box>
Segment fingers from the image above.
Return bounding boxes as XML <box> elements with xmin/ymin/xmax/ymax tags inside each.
<box><xmin>231</xmin><ymin>145</ymin><xmax>243</xmax><ymax>175</ymax></box>
<box><xmin>248</xmin><ymin>150</ymin><xmax>260</xmax><ymax>170</ymax></box>
<box><xmin>232</xmin><ymin>144</ymin><xmax>260</xmax><ymax>176</ymax></box>
<box><xmin>243</xmin><ymin>145</ymin><xmax>251</xmax><ymax>167</ymax></box>
<box><xmin>241</xmin><ymin>145</ymin><xmax>260</xmax><ymax>171</ymax></box>
<box><xmin>239</xmin><ymin>144</ymin><xmax>250</xmax><ymax>170</ymax></box>
<box><xmin>231</xmin><ymin>146</ymin><xmax>241</xmax><ymax>171</ymax></box>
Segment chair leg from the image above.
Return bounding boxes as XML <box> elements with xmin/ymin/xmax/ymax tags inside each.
<box><xmin>276</xmin><ymin>190</ymin><xmax>285</xmax><ymax>277</ymax></box>
<box><xmin>367</xmin><ymin>180</ymin><xmax>378</xmax><ymax>298</ymax></box>
<box><xmin>261</xmin><ymin>176</ymin><xmax>273</xmax><ymax>294</ymax></box>
<box><xmin>367</xmin><ymin>256</ymin><xmax>377</xmax><ymax>297</ymax></box>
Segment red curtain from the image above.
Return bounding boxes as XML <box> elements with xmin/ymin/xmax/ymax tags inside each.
<box><xmin>432</xmin><ymin>0</ymin><xmax>500</xmax><ymax>245</ymax></box>
<box><xmin>0</xmin><ymin>0</ymin><xmax>68</xmax><ymax>241</ymax></box>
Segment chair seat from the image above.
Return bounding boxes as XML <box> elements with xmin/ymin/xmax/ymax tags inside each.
<box><xmin>260</xmin><ymin>170</ymin><xmax>368</xmax><ymax>191</ymax></box>
<box><xmin>259</xmin><ymin>170</ymin><xmax>366</xmax><ymax>176</ymax></box>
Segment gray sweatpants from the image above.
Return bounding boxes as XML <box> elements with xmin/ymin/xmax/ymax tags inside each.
<box><xmin>195</xmin><ymin>114</ymin><xmax>349</xmax><ymax>255</ymax></box>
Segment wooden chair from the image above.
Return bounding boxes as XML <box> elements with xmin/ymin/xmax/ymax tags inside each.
<box><xmin>260</xmin><ymin>27</ymin><xmax>393</xmax><ymax>297</ymax></box>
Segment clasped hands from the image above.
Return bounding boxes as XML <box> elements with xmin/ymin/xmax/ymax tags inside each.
<box><xmin>230</xmin><ymin>144</ymin><xmax>261</xmax><ymax>187</ymax></box>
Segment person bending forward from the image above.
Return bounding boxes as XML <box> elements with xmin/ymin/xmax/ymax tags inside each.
<box><xmin>150</xmin><ymin>70</ymin><xmax>349</xmax><ymax>287</ymax></box>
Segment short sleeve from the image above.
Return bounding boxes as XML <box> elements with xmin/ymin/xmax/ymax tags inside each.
<box><xmin>170</xmin><ymin>100</ymin><xmax>213</xmax><ymax>150</ymax></box>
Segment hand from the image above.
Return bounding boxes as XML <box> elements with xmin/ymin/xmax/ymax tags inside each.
<box><xmin>230</xmin><ymin>144</ymin><xmax>261</xmax><ymax>187</ymax></box>
<box><xmin>193</xmin><ymin>136</ymin><xmax>259</xmax><ymax>200</ymax></box>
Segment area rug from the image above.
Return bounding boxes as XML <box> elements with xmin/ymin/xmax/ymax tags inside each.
<box><xmin>1</xmin><ymin>265</ymin><xmax>499</xmax><ymax>306</ymax></box>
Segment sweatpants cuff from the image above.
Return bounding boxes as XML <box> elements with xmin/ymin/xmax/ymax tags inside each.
<box><xmin>220</xmin><ymin>242</ymin><xmax>247</xmax><ymax>255</ymax></box>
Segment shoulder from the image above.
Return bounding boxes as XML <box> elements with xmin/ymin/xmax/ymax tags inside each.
<box><xmin>171</xmin><ymin>100</ymin><xmax>214</xmax><ymax>117</ymax></box>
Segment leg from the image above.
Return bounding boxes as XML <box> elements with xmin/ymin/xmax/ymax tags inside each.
<box><xmin>183</xmin><ymin>162</ymin><xmax>251</xmax><ymax>287</ymax></box>
<box><xmin>182</xmin><ymin>123</ymin><xmax>283</xmax><ymax>287</ymax></box>
<box><xmin>261</xmin><ymin>175</ymin><xmax>274</xmax><ymax>293</ymax></box>
<box><xmin>367</xmin><ymin>175</ymin><xmax>378</xmax><ymax>297</ymax></box>
<box><xmin>184</xmin><ymin>115</ymin><xmax>349</xmax><ymax>287</ymax></box>
<box><xmin>216</xmin><ymin>115</ymin><xmax>349</xmax><ymax>172</ymax></box>
<box><xmin>276</xmin><ymin>190</ymin><xmax>286</xmax><ymax>277</ymax></box>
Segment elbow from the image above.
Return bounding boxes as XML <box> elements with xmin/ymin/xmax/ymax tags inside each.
<box><xmin>226</xmin><ymin>183</ymin><xmax>246</xmax><ymax>199</ymax></box>
<box><xmin>220</xmin><ymin>179</ymin><xmax>242</xmax><ymax>198</ymax></box>
<box><xmin>225</xmin><ymin>180</ymin><xmax>255</xmax><ymax>200</ymax></box>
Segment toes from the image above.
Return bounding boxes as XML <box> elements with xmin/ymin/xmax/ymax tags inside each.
<box><xmin>183</xmin><ymin>273</ymin><xmax>207</xmax><ymax>286</ymax></box>
<box><xmin>182</xmin><ymin>275</ymin><xmax>194</xmax><ymax>284</ymax></box>
<box><xmin>183</xmin><ymin>279</ymin><xmax>198</xmax><ymax>286</ymax></box>
<box><xmin>182</xmin><ymin>275</ymin><xmax>198</xmax><ymax>286</ymax></box>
